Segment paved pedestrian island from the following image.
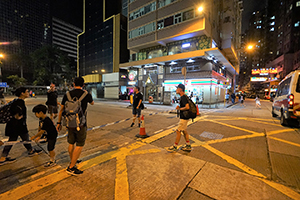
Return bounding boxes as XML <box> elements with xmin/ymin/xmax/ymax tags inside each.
<box><xmin>1</xmin><ymin>104</ymin><xmax>300</xmax><ymax>199</ymax></box>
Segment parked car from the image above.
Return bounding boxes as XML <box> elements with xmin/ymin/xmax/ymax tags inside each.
<box><xmin>272</xmin><ymin>70</ymin><xmax>300</xmax><ymax>126</ymax></box>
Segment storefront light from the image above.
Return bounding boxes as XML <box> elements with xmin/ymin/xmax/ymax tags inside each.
<box><xmin>182</xmin><ymin>43</ymin><xmax>191</xmax><ymax>48</ymax></box>
<box><xmin>187</xmin><ymin>59</ymin><xmax>194</xmax><ymax>63</ymax></box>
<box><xmin>170</xmin><ymin>61</ymin><xmax>177</xmax><ymax>65</ymax></box>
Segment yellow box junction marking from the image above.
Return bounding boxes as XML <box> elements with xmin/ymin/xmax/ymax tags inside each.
<box><xmin>269</xmin><ymin>136</ymin><xmax>300</xmax><ymax>148</ymax></box>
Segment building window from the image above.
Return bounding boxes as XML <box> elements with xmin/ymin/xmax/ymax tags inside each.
<box><xmin>297</xmin><ymin>1</ymin><xmax>300</xmax><ymax>7</ymax></box>
<box><xmin>295</xmin><ymin>21</ymin><xmax>300</xmax><ymax>27</ymax></box>
<box><xmin>157</xmin><ymin>20</ymin><xmax>164</xmax><ymax>30</ymax></box>
<box><xmin>129</xmin><ymin>2</ymin><xmax>156</xmax><ymax>21</ymax></box>
<box><xmin>129</xmin><ymin>22</ymin><xmax>156</xmax><ymax>39</ymax></box>
<box><xmin>158</xmin><ymin>0</ymin><xmax>177</xmax><ymax>8</ymax></box>
<box><xmin>174</xmin><ymin>13</ymin><xmax>182</xmax><ymax>24</ymax></box>
<box><xmin>183</xmin><ymin>9</ymin><xmax>194</xmax><ymax>21</ymax></box>
<box><xmin>164</xmin><ymin>16</ymin><xmax>174</xmax><ymax>28</ymax></box>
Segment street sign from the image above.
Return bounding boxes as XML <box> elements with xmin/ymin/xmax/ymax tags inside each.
<box><xmin>0</xmin><ymin>82</ymin><xmax>7</xmax><ymax>87</ymax></box>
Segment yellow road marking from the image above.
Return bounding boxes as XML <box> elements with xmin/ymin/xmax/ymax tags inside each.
<box><xmin>207</xmin><ymin>133</ymin><xmax>264</xmax><ymax>145</ymax></box>
<box><xmin>260</xmin><ymin>179</ymin><xmax>300</xmax><ymax>200</ymax></box>
<box><xmin>115</xmin><ymin>155</ymin><xmax>129</xmax><ymax>200</ymax></box>
<box><xmin>202</xmin><ymin>144</ymin><xmax>267</xmax><ymax>178</ymax></box>
<box><xmin>267</xmin><ymin>129</ymin><xmax>295</xmax><ymax>136</ymax></box>
<box><xmin>246</xmin><ymin>119</ymin><xmax>283</xmax><ymax>127</ymax></box>
<box><xmin>205</xmin><ymin>119</ymin><xmax>261</xmax><ymax>135</ymax></box>
<box><xmin>269</xmin><ymin>136</ymin><xmax>300</xmax><ymax>148</ymax></box>
<box><xmin>129</xmin><ymin>149</ymin><xmax>161</xmax><ymax>156</ymax></box>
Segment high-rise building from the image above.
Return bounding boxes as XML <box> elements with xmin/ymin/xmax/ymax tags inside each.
<box><xmin>120</xmin><ymin>0</ymin><xmax>243</xmax><ymax>103</ymax></box>
<box><xmin>0</xmin><ymin>0</ymin><xmax>51</xmax><ymax>80</ymax></box>
<box><xmin>52</xmin><ymin>17</ymin><xmax>82</xmax><ymax>63</ymax></box>
<box><xmin>79</xmin><ymin>0</ymin><xmax>128</xmax><ymax>76</ymax></box>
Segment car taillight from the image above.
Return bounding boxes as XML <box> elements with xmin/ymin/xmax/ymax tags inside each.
<box><xmin>288</xmin><ymin>94</ymin><xmax>294</xmax><ymax>108</ymax></box>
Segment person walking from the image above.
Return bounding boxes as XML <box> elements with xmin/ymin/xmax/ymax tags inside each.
<box><xmin>130</xmin><ymin>86</ymin><xmax>143</xmax><ymax>127</ymax></box>
<box><xmin>225</xmin><ymin>93</ymin><xmax>230</xmax><ymax>104</ymax></box>
<box><xmin>0</xmin><ymin>87</ymin><xmax>42</xmax><ymax>166</ymax></box>
<box><xmin>255</xmin><ymin>95</ymin><xmax>261</xmax><ymax>109</ymax></box>
<box><xmin>167</xmin><ymin>84</ymin><xmax>191</xmax><ymax>152</ymax></box>
<box><xmin>46</xmin><ymin>83</ymin><xmax>60</xmax><ymax>121</ymax></box>
<box><xmin>231</xmin><ymin>93</ymin><xmax>236</xmax><ymax>104</ymax></box>
<box><xmin>57</xmin><ymin>77</ymin><xmax>94</xmax><ymax>175</ymax></box>
<box><xmin>0</xmin><ymin>88</ymin><xmax>6</xmax><ymax>105</ymax></box>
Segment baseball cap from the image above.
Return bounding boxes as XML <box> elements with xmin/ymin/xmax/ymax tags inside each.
<box><xmin>177</xmin><ymin>83</ymin><xmax>185</xmax><ymax>91</ymax></box>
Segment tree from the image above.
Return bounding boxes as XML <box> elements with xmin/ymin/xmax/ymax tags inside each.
<box><xmin>31</xmin><ymin>45</ymin><xmax>74</xmax><ymax>85</ymax></box>
<box><xmin>7</xmin><ymin>75</ymin><xmax>27</xmax><ymax>87</ymax></box>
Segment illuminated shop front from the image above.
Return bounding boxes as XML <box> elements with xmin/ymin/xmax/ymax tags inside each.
<box><xmin>164</xmin><ymin>78</ymin><xmax>227</xmax><ymax>104</ymax></box>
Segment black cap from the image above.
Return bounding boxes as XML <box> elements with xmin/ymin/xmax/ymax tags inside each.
<box><xmin>177</xmin><ymin>84</ymin><xmax>185</xmax><ymax>91</ymax></box>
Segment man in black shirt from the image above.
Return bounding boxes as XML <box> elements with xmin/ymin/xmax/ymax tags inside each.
<box><xmin>167</xmin><ymin>84</ymin><xmax>192</xmax><ymax>152</ymax></box>
<box><xmin>46</xmin><ymin>84</ymin><xmax>60</xmax><ymax>121</ymax></box>
<box><xmin>31</xmin><ymin>104</ymin><xmax>58</xmax><ymax>167</ymax></box>
<box><xmin>131</xmin><ymin>86</ymin><xmax>143</xmax><ymax>127</ymax></box>
<box><xmin>57</xmin><ymin>77</ymin><xmax>94</xmax><ymax>175</ymax></box>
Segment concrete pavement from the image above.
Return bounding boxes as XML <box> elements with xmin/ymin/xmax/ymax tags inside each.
<box><xmin>0</xmin><ymin>99</ymin><xmax>300</xmax><ymax>199</ymax></box>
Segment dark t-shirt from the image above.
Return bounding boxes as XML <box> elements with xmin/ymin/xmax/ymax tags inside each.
<box><xmin>5</xmin><ymin>98</ymin><xmax>28</xmax><ymax>136</ymax></box>
<box><xmin>46</xmin><ymin>91</ymin><xmax>58</xmax><ymax>106</ymax></box>
<box><xmin>179</xmin><ymin>95</ymin><xmax>189</xmax><ymax>119</ymax></box>
<box><xmin>40</xmin><ymin>117</ymin><xmax>58</xmax><ymax>139</ymax></box>
<box><xmin>61</xmin><ymin>89</ymin><xmax>93</xmax><ymax>113</ymax></box>
<box><xmin>133</xmin><ymin>92</ymin><xmax>143</xmax><ymax>108</ymax></box>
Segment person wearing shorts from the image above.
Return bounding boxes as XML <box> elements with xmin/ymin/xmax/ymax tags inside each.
<box><xmin>46</xmin><ymin>84</ymin><xmax>60</xmax><ymax>121</ymax></box>
<box><xmin>167</xmin><ymin>84</ymin><xmax>192</xmax><ymax>152</ymax></box>
<box><xmin>130</xmin><ymin>86</ymin><xmax>143</xmax><ymax>127</ymax></box>
<box><xmin>31</xmin><ymin>104</ymin><xmax>58</xmax><ymax>167</ymax></box>
<box><xmin>57</xmin><ymin>77</ymin><xmax>94</xmax><ymax>176</ymax></box>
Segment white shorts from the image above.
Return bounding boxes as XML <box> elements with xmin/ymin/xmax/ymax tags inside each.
<box><xmin>177</xmin><ymin>119</ymin><xmax>189</xmax><ymax>132</ymax></box>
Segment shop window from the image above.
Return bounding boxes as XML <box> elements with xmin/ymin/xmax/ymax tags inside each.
<box><xmin>164</xmin><ymin>16</ymin><xmax>174</xmax><ymax>27</ymax></box>
<box><xmin>148</xmin><ymin>49</ymin><xmax>163</xmax><ymax>59</ymax></box>
<box><xmin>183</xmin><ymin>9</ymin><xmax>194</xmax><ymax>21</ymax></box>
<box><xmin>174</xmin><ymin>13</ymin><xmax>182</xmax><ymax>24</ymax></box>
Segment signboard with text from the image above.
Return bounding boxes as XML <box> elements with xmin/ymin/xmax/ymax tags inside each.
<box><xmin>252</xmin><ymin>68</ymin><xmax>278</xmax><ymax>75</ymax></box>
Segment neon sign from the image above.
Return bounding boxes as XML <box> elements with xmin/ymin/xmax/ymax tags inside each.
<box><xmin>252</xmin><ymin>68</ymin><xmax>278</xmax><ymax>75</ymax></box>
<box><xmin>251</xmin><ymin>77</ymin><xmax>268</xmax><ymax>82</ymax></box>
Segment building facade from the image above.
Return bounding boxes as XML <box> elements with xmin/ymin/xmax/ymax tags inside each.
<box><xmin>120</xmin><ymin>0</ymin><xmax>243</xmax><ymax>104</ymax></box>
<box><xmin>0</xmin><ymin>0</ymin><xmax>52</xmax><ymax>81</ymax></box>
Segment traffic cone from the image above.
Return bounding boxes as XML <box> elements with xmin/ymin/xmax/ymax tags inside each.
<box><xmin>136</xmin><ymin>115</ymin><xmax>149</xmax><ymax>138</ymax></box>
<box><xmin>196</xmin><ymin>104</ymin><xmax>200</xmax><ymax>116</ymax></box>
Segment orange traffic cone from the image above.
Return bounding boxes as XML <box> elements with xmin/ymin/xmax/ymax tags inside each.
<box><xmin>136</xmin><ymin>115</ymin><xmax>149</xmax><ymax>138</ymax></box>
<box><xmin>196</xmin><ymin>104</ymin><xmax>200</xmax><ymax>116</ymax></box>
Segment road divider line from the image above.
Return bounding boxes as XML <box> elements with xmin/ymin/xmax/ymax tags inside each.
<box><xmin>154</xmin><ymin>129</ymin><xmax>164</xmax><ymax>134</ymax></box>
<box><xmin>268</xmin><ymin>136</ymin><xmax>300</xmax><ymax>148</ymax></box>
<box><xmin>260</xmin><ymin>179</ymin><xmax>300</xmax><ymax>200</ymax></box>
<box><xmin>205</xmin><ymin>119</ymin><xmax>261</xmax><ymax>135</ymax></box>
<box><xmin>267</xmin><ymin>129</ymin><xmax>296</xmax><ymax>136</ymax></box>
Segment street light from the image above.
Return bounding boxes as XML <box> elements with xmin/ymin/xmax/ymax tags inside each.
<box><xmin>247</xmin><ymin>44</ymin><xmax>254</xmax><ymax>51</ymax></box>
<box><xmin>198</xmin><ymin>6</ymin><xmax>204</xmax><ymax>12</ymax></box>
<box><xmin>0</xmin><ymin>54</ymin><xmax>4</xmax><ymax>58</ymax></box>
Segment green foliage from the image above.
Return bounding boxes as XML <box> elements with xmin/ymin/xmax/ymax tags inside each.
<box><xmin>7</xmin><ymin>75</ymin><xmax>27</xmax><ymax>87</ymax></box>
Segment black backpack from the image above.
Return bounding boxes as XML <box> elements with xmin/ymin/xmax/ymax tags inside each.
<box><xmin>0</xmin><ymin>99</ymin><xmax>18</xmax><ymax>124</ymax></box>
<box><xmin>182</xmin><ymin>95</ymin><xmax>197</xmax><ymax>121</ymax></box>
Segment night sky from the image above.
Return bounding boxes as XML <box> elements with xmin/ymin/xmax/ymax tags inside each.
<box><xmin>242</xmin><ymin>0</ymin><xmax>267</xmax><ymax>32</ymax></box>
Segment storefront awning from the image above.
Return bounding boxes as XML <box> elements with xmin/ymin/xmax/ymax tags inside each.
<box><xmin>119</xmin><ymin>48</ymin><xmax>237</xmax><ymax>75</ymax></box>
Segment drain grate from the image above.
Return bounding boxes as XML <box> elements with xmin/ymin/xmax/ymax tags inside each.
<box><xmin>200</xmin><ymin>131</ymin><xmax>224</xmax><ymax>140</ymax></box>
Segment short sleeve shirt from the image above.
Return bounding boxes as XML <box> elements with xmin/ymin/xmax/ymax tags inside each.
<box><xmin>179</xmin><ymin>95</ymin><xmax>189</xmax><ymax>119</ymax></box>
<box><xmin>61</xmin><ymin>89</ymin><xmax>93</xmax><ymax>113</ymax></box>
<box><xmin>40</xmin><ymin>117</ymin><xmax>58</xmax><ymax>139</ymax></box>
<box><xmin>133</xmin><ymin>92</ymin><xmax>143</xmax><ymax>108</ymax></box>
<box><xmin>46</xmin><ymin>91</ymin><xmax>58</xmax><ymax>106</ymax></box>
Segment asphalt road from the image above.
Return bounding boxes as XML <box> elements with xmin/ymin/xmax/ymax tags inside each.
<box><xmin>0</xmin><ymin>97</ymin><xmax>300</xmax><ymax>200</ymax></box>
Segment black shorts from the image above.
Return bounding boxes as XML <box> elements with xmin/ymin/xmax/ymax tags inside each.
<box><xmin>48</xmin><ymin>105</ymin><xmax>58</xmax><ymax>114</ymax></box>
<box><xmin>47</xmin><ymin>138</ymin><xmax>57</xmax><ymax>151</ymax></box>
<box><xmin>132</xmin><ymin>107</ymin><xmax>141</xmax><ymax>117</ymax></box>
<box><xmin>67</xmin><ymin>126</ymin><xmax>87</xmax><ymax>146</ymax></box>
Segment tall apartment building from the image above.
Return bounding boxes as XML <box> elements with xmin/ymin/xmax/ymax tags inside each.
<box><xmin>52</xmin><ymin>17</ymin><xmax>82</xmax><ymax>63</ymax></box>
<box><xmin>120</xmin><ymin>0</ymin><xmax>243</xmax><ymax>104</ymax></box>
<box><xmin>266</xmin><ymin>0</ymin><xmax>300</xmax><ymax>78</ymax></box>
<box><xmin>0</xmin><ymin>0</ymin><xmax>51</xmax><ymax>80</ymax></box>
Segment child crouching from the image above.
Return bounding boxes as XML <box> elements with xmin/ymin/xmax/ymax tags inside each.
<box><xmin>31</xmin><ymin>104</ymin><xmax>58</xmax><ymax>167</ymax></box>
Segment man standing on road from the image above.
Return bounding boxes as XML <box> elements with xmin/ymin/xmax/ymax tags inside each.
<box><xmin>130</xmin><ymin>86</ymin><xmax>143</xmax><ymax>127</ymax></box>
<box><xmin>167</xmin><ymin>84</ymin><xmax>191</xmax><ymax>152</ymax></box>
<box><xmin>0</xmin><ymin>88</ymin><xmax>6</xmax><ymax>105</ymax></box>
<box><xmin>56</xmin><ymin>77</ymin><xmax>94</xmax><ymax>175</ymax></box>
<box><xmin>231</xmin><ymin>92</ymin><xmax>236</xmax><ymax>104</ymax></box>
<box><xmin>46</xmin><ymin>83</ymin><xmax>60</xmax><ymax>121</ymax></box>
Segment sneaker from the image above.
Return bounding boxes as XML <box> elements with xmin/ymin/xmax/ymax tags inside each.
<box><xmin>74</xmin><ymin>159</ymin><xmax>82</xmax><ymax>167</ymax></box>
<box><xmin>28</xmin><ymin>149</ymin><xmax>43</xmax><ymax>157</ymax></box>
<box><xmin>66</xmin><ymin>166</ymin><xmax>83</xmax><ymax>176</ymax></box>
<box><xmin>181</xmin><ymin>144</ymin><xmax>192</xmax><ymax>152</ymax></box>
<box><xmin>44</xmin><ymin>161</ymin><xmax>56</xmax><ymax>168</ymax></box>
<box><xmin>130</xmin><ymin>123</ymin><xmax>134</xmax><ymax>127</ymax></box>
<box><xmin>166</xmin><ymin>145</ymin><xmax>178</xmax><ymax>153</ymax></box>
<box><xmin>0</xmin><ymin>157</ymin><xmax>16</xmax><ymax>166</ymax></box>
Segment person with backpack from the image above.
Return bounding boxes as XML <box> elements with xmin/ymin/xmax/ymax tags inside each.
<box><xmin>56</xmin><ymin>77</ymin><xmax>94</xmax><ymax>175</ymax></box>
<box><xmin>167</xmin><ymin>84</ymin><xmax>192</xmax><ymax>152</ymax></box>
<box><xmin>31</xmin><ymin>104</ymin><xmax>58</xmax><ymax>167</ymax></box>
<box><xmin>46</xmin><ymin>83</ymin><xmax>61</xmax><ymax>121</ymax></box>
<box><xmin>130</xmin><ymin>86</ymin><xmax>144</xmax><ymax>127</ymax></box>
<box><xmin>0</xmin><ymin>87</ymin><xmax>42</xmax><ymax>166</ymax></box>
